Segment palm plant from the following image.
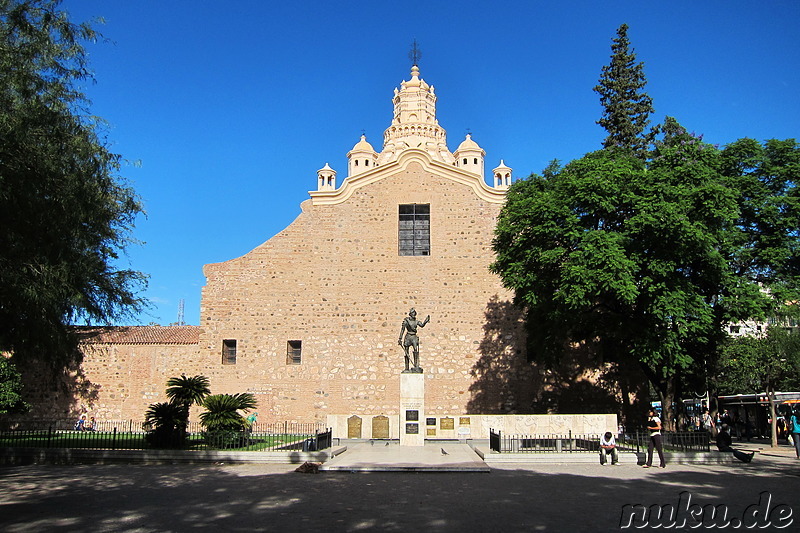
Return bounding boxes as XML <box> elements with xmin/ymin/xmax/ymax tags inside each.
<box><xmin>143</xmin><ymin>402</ymin><xmax>185</xmax><ymax>448</ymax></box>
<box><xmin>166</xmin><ymin>374</ymin><xmax>211</xmax><ymax>414</ymax></box>
<box><xmin>199</xmin><ymin>393</ymin><xmax>257</xmax><ymax>432</ymax></box>
<box><xmin>143</xmin><ymin>375</ymin><xmax>210</xmax><ymax>448</ymax></box>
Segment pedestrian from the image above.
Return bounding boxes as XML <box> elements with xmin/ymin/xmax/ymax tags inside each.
<box><xmin>644</xmin><ymin>408</ymin><xmax>665</xmax><ymax>468</ymax></box>
<box><xmin>701</xmin><ymin>409</ymin><xmax>715</xmax><ymax>435</ymax></box>
<box><xmin>74</xmin><ymin>414</ymin><xmax>86</xmax><ymax>431</ymax></box>
<box><xmin>715</xmin><ymin>424</ymin><xmax>754</xmax><ymax>463</ymax></box>
<box><xmin>790</xmin><ymin>408</ymin><xmax>800</xmax><ymax>460</ymax></box>
<box><xmin>599</xmin><ymin>431</ymin><xmax>619</xmax><ymax>465</ymax></box>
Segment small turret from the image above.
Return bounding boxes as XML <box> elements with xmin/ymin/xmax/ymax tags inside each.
<box><xmin>454</xmin><ymin>134</ymin><xmax>485</xmax><ymax>178</ymax></box>
<box><xmin>347</xmin><ymin>135</ymin><xmax>378</xmax><ymax>177</ymax></box>
<box><xmin>317</xmin><ymin>163</ymin><xmax>336</xmax><ymax>191</ymax></box>
<box><xmin>493</xmin><ymin>160</ymin><xmax>512</xmax><ymax>189</ymax></box>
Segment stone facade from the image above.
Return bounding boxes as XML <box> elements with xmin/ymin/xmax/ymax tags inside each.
<box><xmin>196</xmin><ymin>65</ymin><xmax>537</xmax><ymax>425</ymax></box>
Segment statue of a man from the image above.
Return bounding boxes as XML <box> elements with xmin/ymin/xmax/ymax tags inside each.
<box><xmin>398</xmin><ymin>308</ymin><xmax>430</xmax><ymax>372</ymax></box>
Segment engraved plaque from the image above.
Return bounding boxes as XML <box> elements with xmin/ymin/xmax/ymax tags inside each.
<box><xmin>426</xmin><ymin>417</ymin><xmax>437</xmax><ymax>426</ymax></box>
<box><xmin>347</xmin><ymin>415</ymin><xmax>362</xmax><ymax>439</ymax></box>
<box><xmin>427</xmin><ymin>428</ymin><xmax>437</xmax><ymax>436</ymax></box>
<box><xmin>372</xmin><ymin>415</ymin><xmax>389</xmax><ymax>439</ymax></box>
<box><xmin>405</xmin><ymin>410</ymin><xmax>419</xmax><ymax>422</ymax></box>
<box><xmin>405</xmin><ymin>423</ymin><xmax>419</xmax><ymax>434</ymax></box>
<box><xmin>440</xmin><ymin>417</ymin><xmax>455</xmax><ymax>430</ymax></box>
<box><xmin>459</xmin><ymin>417</ymin><xmax>471</xmax><ymax>425</ymax></box>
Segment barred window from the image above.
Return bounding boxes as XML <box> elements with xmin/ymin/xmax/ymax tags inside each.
<box><xmin>399</xmin><ymin>204</ymin><xmax>430</xmax><ymax>256</ymax></box>
<box><xmin>222</xmin><ymin>339</ymin><xmax>237</xmax><ymax>365</ymax></box>
<box><xmin>287</xmin><ymin>340</ymin><xmax>302</xmax><ymax>365</ymax></box>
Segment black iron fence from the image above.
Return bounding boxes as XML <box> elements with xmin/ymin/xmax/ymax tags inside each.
<box><xmin>0</xmin><ymin>419</ymin><xmax>332</xmax><ymax>452</ymax></box>
<box><xmin>488</xmin><ymin>430</ymin><xmax>710</xmax><ymax>453</ymax></box>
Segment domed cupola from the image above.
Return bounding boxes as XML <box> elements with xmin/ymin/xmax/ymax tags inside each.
<box><xmin>453</xmin><ymin>134</ymin><xmax>485</xmax><ymax>178</ymax></box>
<box><xmin>378</xmin><ymin>65</ymin><xmax>454</xmax><ymax>166</ymax></box>
<box><xmin>347</xmin><ymin>134</ymin><xmax>378</xmax><ymax>177</ymax></box>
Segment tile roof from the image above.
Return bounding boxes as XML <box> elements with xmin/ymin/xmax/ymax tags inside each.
<box><xmin>76</xmin><ymin>326</ymin><xmax>200</xmax><ymax>345</ymax></box>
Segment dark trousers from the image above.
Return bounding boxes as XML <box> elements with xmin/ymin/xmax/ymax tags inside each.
<box><xmin>647</xmin><ymin>433</ymin><xmax>665</xmax><ymax>467</ymax></box>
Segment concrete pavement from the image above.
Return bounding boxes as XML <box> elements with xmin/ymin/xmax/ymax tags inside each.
<box><xmin>1</xmin><ymin>442</ymin><xmax>798</xmax><ymax>532</ymax></box>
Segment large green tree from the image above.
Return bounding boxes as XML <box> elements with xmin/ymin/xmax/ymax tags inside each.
<box><xmin>0</xmin><ymin>0</ymin><xmax>146</xmax><ymax>369</ymax></box>
<box><xmin>594</xmin><ymin>23</ymin><xmax>655</xmax><ymax>156</ymax></box>
<box><xmin>491</xmin><ymin>122</ymin><xmax>799</xmax><ymax>429</ymax></box>
<box><xmin>716</xmin><ymin>328</ymin><xmax>800</xmax><ymax>446</ymax></box>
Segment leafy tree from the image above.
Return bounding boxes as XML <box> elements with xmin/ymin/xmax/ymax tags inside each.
<box><xmin>0</xmin><ymin>0</ymin><xmax>146</xmax><ymax>370</ymax></box>
<box><xmin>492</xmin><ymin>123</ymin><xmax>799</xmax><ymax>430</ymax></box>
<box><xmin>0</xmin><ymin>358</ymin><xmax>29</xmax><ymax>414</ymax></box>
<box><xmin>594</xmin><ymin>23</ymin><xmax>655</xmax><ymax>156</ymax></box>
<box><xmin>716</xmin><ymin>328</ymin><xmax>800</xmax><ymax>446</ymax></box>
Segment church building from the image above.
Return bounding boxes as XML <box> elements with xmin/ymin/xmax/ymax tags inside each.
<box><xmin>23</xmin><ymin>64</ymin><xmax>627</xmax><ymax>430</ymax></box>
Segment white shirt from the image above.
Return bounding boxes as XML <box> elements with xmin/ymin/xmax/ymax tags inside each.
<box><xmin>600</xmin><ymin>434</ymin><xmax>616</xmax><ymax>446</ymax></box>
<box><xmin>649</xmin><ymin>415</ymin><xmax>661</xmax><ymax>436</ymax></box>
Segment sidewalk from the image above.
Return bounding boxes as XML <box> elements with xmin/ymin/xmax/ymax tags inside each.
<box><xmin>1</xmin><ymin>452</ymin><xmax>798</xmax><ymax>532</ymax></box>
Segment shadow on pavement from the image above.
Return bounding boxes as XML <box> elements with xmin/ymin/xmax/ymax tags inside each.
<box><xmin>0</xmin><ymin>460</ymin><xmax>798</xmax><ymax>532</ymax></box>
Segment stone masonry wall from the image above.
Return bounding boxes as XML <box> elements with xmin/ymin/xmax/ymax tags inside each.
<box><xmin>199</xmin><ymin>161</ymin><xmax>537</xmax><ymax>424</ymax></box>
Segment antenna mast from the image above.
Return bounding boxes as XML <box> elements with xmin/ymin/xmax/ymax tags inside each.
<box><xmin>177</xmin><ymin>299</ymin><xmax>185</xmax><ymax>326</ymax></box>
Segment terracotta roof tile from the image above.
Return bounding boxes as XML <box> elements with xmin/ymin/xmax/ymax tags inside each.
<box><xmin>76</xmin><ymin>326</ymin><xmax>200</xmax><ymax>345</ymax></box>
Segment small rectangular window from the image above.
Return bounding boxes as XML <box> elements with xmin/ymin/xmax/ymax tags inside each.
<box><xmin>399</xmin><ymin>204</ymin><xmax>430</xmax><ymax>256</ymax></box>
<box><xmin>222</xmin><ymin>339</ymin><xmax>237</xmax><ymax>364</ymax></box>
<box><xmin>287</xmin><ymin>340</ymin><xmax>302</xmax><ymax>365</ymax></box>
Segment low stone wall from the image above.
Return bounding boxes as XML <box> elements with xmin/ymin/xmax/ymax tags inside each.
<box><xmin>327</xmin><ymin>413</ymin><xmax>617</xmax><ymax>440</ymax></box>
<box><xmin>0</xmin><ymin>446</ymin><xmax>347</xmax><ymax>466</ymax></box>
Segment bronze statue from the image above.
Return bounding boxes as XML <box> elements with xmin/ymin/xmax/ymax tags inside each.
<box><xmin>398</xmin><ymin>308</ymin><xmax>430</xmax><ymax>372</ymax></box>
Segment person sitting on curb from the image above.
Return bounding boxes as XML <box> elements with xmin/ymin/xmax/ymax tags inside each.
<box><xmin>599</xmin><ymin>431</ymin><xmax>619</xmax><ymax>465</ymax></box>
<box><xmin>716</xmin><ymin>424</ymin><xmax>754</xmax><ymax>463</ymax></box>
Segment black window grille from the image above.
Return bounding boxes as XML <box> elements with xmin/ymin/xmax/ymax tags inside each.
<box><xmin>399</xmin><ymin>204</ymin><xmax>430</xmax><ymax>256</ymax></box>
<box><xmin>222</xmin><ymin>339</ymin><xmax>237</xmax><ymax>365</ymax></box>
<box><xmin>287</xmin><ymin>340</ymin><xmax>302</xmax><ymax>365</ymax></box>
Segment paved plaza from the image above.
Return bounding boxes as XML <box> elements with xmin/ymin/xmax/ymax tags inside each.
<box><xmin>0</xmin><ymin>442</ymin><xmax>798</xmax><ymax>532</ymax></box>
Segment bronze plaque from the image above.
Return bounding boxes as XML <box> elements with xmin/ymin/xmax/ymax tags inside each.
<box><xmin>405</xmin><ymin>423</ymin><xmax>419</xmax><ymax>434</ymax></box>
<box><xmin>347</xmin><ymin>415</ymin><xmax>362</xmax><ymax>439</ymax></box>
<box><xmin>427</xmin><ymin>428</ymin><xmax>437</xmax><ymax>436</ymax></box>
<box><xmin>426</xmin><ymin>417</ymin><xmax>437</xmax><ymax>426</ymax></box>
<box><xmin>440</xmin><ymin>417</ymin><xmax>455</xmax><ymax>430</ymax></box>
<box><xmin>372</xmin><ymin>415</ymin><xmax>389</xmax><ymax>439</ymax></box>
<box><xmin>405</xmin><ymin>410</ymin><xmax>419</xmax><ymax>422</ymax></box>
<box><xmin>459</xmin><ymin>417</ymin><xmax>471</xmax><ymax>425</ymax></box>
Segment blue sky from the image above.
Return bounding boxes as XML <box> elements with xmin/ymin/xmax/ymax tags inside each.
<box><xmin>62</xmin><ymin>0</ymin><xmax>800</xmax><ymax>326</ymax></box>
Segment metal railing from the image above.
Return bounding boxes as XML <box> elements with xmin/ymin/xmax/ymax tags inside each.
<box><xmin>0</xmin><ymin>419</ymin><xmax>332</xmax><ymax>452</ymax></box>
<box><xmin>621</xmin><ymin>430</ymin><xmax>710</xmax><ymax>453</ymax></box>
<box><xmin>488</xmin><ymin>430</ymin><xmax>710</xmax><ymax>453</ymax></box>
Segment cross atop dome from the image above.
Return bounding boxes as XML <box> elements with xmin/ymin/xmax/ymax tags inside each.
<box><xmin>409</xmin><ymin>39</ymin><xmax>422</xmax><ymax>67</ymax></box>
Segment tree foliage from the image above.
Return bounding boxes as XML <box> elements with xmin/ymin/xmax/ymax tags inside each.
<box><xmin>492</xmin><ymin>123</ymin><xmax>799</xmax><ymax>427</ymax></box>
<box><xmin>716</xmin><ymin>327</ymin><xmax>800</xmax><ymax>446</ymax></box>
<box><xmin>0</xmin><ymin>0</ymin><xmax>146</xmax><ymax>368</ymax></box>
<box><xmin>0</xmin><ymin>357</ymin><xmax>29</xmax><ymax>414</ymax></box>
<box><xmin>716</xmin><ymin>328</ymin><xmax>800</xmax><ymax>395</ymax></box>
<box><xmin>594</xmin><ymin>23</ymin><xmax>655</xmax><ymax>156</ymax></box>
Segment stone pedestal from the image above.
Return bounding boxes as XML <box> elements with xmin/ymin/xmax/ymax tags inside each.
<box><xmin>399</xmin><ymin>372</ymin><xmax>425</xmax><ymax>446</ymax></box>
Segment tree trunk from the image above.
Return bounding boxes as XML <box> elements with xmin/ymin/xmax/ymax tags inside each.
<box><xmin>767</xmin><ymin>386</ymin><xmax>778</xmax><ymax>448</ymax></box>
<box><xmin>662</xmin><ymin>377</ymin><xmax>677</xmax><ymax>432</ymax></box>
